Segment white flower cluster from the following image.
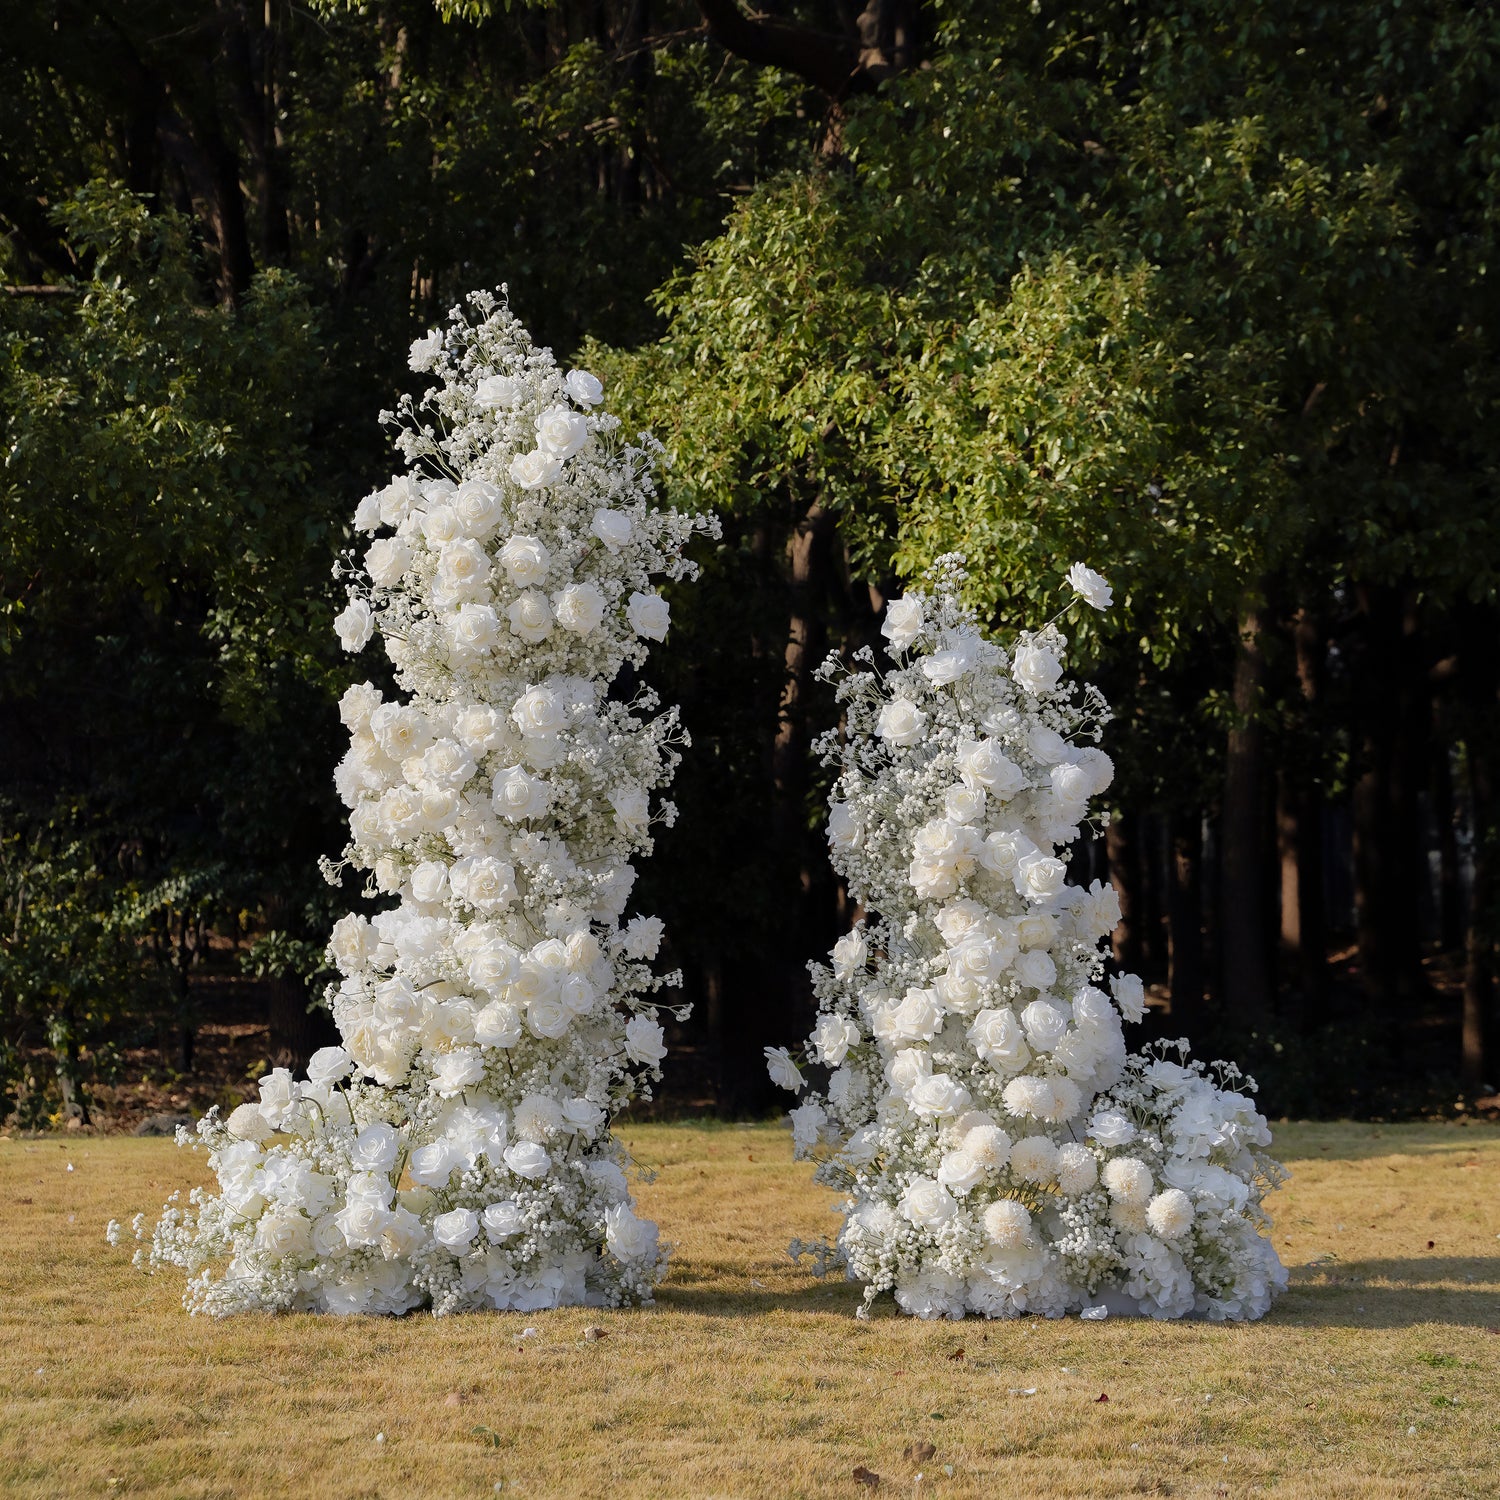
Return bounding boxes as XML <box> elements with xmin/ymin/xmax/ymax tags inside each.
<box><xmin>139</xmin><ymin>292</ymin><xmax>717</xmax><ymax>1317</ymax></box>
<box><xmin>770</xmin><ymin>557</ymin><xmax>1287</xmax><ymax>1322</ymax></box>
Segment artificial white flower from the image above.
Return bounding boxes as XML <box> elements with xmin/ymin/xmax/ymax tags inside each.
<box><xmin>882</xmin><ymin>596</ymin><xmax>924</xmax><ymax>652</ymax></box>
<box><xmin>765</xmin><ymin>1046</ymin><xmax>805</xmax><ymax>1093</ymax></box>
<box><xmin>408</xmin><ymin>330</ymin><xmax>442</xmax><ymax>371</ymax></box>
<box><xmin>564</xmin><ymin>370</ymin><xmax>605</xmax><ymax>406</ymax></box>
<box><xmin>626</xmin><ymin>591</ymin><xmax>670</xmax><ymax>641</ymax></box>
<box><xmin>1066</xmin><ymin>562</ymin><xmax>1113</xmax><ymax>610</ymax></box>
<box><xmin>334</xmin><ymin>599</ymin><xmax>374</xmax><ymax>653</ymax></box>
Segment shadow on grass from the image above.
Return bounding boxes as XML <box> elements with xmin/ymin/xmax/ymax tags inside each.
<box><xmin>1276</xmin><ymin>1256</ymin><xmax>1500</xmax><ymax>1328</ymax></box>
<box><xmin>656</xmin><ymin>1258</ymin><xmax>1500</xmax><ymax>1328</ymax></box>
<box><xmin>1270</xmin><ymin>1124</ymin><xmax>1500</xmax><ymax>1164</ymax></box>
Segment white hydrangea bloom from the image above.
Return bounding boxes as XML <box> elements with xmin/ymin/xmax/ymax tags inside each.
<box><xmin>138</xmin><ymin>291</ymin><xmax>717</xmax><ymax>1318</ymax></box>
<box><xmin>772</xmin><ymin>554</ymin><xmax>1286</xmax><ymax>1322</ymax></box>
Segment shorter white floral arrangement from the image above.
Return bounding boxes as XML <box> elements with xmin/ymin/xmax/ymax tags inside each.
<box><xmin>130</xmin><ymin>291</ymin><xmax>716</xmax><ymax>1316</ymax></box>
<box><xmin>770</xmin><ymin>556</ymin><xmax>1287</xmax><ymax>1321</ymax></box>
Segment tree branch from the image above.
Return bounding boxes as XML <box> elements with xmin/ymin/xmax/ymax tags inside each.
<box><xmin>693</xmin><ymin>0</ymin><xmax>865</xmax><ymax>98</ymax></box>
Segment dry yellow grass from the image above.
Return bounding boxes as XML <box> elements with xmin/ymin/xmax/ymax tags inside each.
<box><xmin>2</xmin><ymin>1120</ymin><xmax>1498</xmax><ymax>1500</ymax></box>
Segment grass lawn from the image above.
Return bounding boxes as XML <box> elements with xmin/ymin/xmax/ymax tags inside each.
<box><xmin>2</xmin><ymin>1120</ymin><xmax>1498</xmax><ymax>1499</ymax></box>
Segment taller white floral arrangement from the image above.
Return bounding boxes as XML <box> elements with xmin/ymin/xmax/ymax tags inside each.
<box><xmin>135</xmin><ymin>291</ymin><xmax>717</xmax><ymax>1316</ymax></box>
<box><xmin>770</xmin><ymin>557</ymin><xmax>1287</xmax><ymax>1322</ymax></box>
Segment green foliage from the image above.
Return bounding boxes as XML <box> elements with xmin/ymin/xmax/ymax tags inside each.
<box><xmin>606</xmin><ymin>0</ymin><xmax>1499</xmax><ymax>813</ymax></box>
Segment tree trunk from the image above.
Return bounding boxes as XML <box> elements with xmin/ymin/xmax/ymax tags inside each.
<box><xmin>1220</xmin><ymin>603</ymin><xmax>1273</xmax><ymax>1024</ymax></box>
<box><xmin>1107</xmin><ymin>813</ymin><xmax>1141</xmax><ymax>974</ymax></box>
<box><xmin>1432</xmin><ymin>736</ymin><xmax>1465</xmax><ymax>953</ymax></box>
<box><xmin>1167</xmin><ymin>809</ymin><xmax>1204</xmax><ymax>1032</ymax></box>
<box><xmin>1351</xmin><ymin>585</ymin><xmax>1428</xmax><ymax>1021</ymax></box>
<box><xmin>1462</xmin><ymin>740</ymin><xmax>1494</xmax><ymax>1094</ymax></box>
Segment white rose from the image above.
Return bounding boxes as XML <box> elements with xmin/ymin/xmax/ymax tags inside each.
<box><xmin>453</xmin><ymin>479</ymin><xmax>503</xmax><ymax>536</ymax></box>
<box><xmin>564</xmin><ymin>369</ymin><xmax>605</xmax><ymax>406</ymax></box>
<box><xmin>937</xmin><ymin>1149</ymin><xmax>984</xmax><ymax>1195</ymax></box>
<box><xmin>422</xmin><ymin>504</ymin><xmax>462</xmax><ymax>548</ymax></box>
<box><xmin>956</xmin><ymin>737</ymin><xmax>1025</xmax><ymax>796</ymax></box>
<box><xmin>407</xmin><ymin>1141</ymin><xmax>454</xmax><ymax>1188</ymax></box>
<box><xmin>553</xmin><ymin>582</ymin><xmax>606</xmax><ymax>635</ymax></box>
<box><xmin>365</xmin><ymin>537</ymin><xmax>411</xmax><ymax>588</ymax></box>
<box><xmin>512</xmin><ymin>685</ymin><xmax>565</xmax><ymax>737</ymax></box>
<box><xmin>474</xmin><ymin>1001</ymin><xmax>523</xmax><ymax>1048</ymax></box>
<box><xmin>430</xmin><ymin>1047</ymin><xmax>485</xmax><ymax>1098</ymax></box>
<box><xmin>624</xmin><ymin>1015</ymin><xmax>667</xmax><ymax>1066</ymax></box>
<box><xmin>1015</xmin><ymin>851</ymin><xmax>1067</xmax><ymax>903</ymax></box>
<box><xmin>1066</xmin><ymin>562</ymin><xmax>1113</xmax><ymax>610</ymax></box>
<box><xmin>450</xmin><ymin>856</ymin><xmax>517</xmax><ymax>912</ymax></box>
<box><xmin>255</xmin><ymin>1209</ymin><xmax>313</xmax><ymax>1260</ymax></box>
<box><xmin>889</xmin><ymin>987</ymin><xmax>943</xmax><ymax>1043</ymax></box>
<box><xmin>907</xmin><ymin>1072</ymin><xmax>972</xmax><ymax>1119</ymax></box>
<box><xmin>337</xmin><ymin>682</ymin><xmax>381</xmax><ymax>731</ymax></box>
<box><xmin>626</xmin><ymin>590</ymin><xmax>670</xmax><ymax>641</ymax></box>
<box><xmin>1111</xmin><ymin>972</ymin><xmax>1147</xmax><ymax>1022</ymax></box>
<box><xmin>353</xmin><ymin>492</ymin><xmax>382</xmax><ymax>533</ymax></box>
<box><xmin>944</xmin><ymin>784</ymin><xmax>986</xmax><ymax>824</ymax></box>
<box><xmin>482</xmin><ymin>1200</ymin><xmax>525</xmax><ymax>1239</ymax></box>
<box><xmin>492</xmin><ymin>764</ymin><xmax>550</xmax><ymax>821</ymax></box>
<box><xmin>1088</xmin><ymin>1109</ymin><xmax>1137</xmax><ymax>1148</ymax></box>
<box><xmin>591</xmin><ymin>509</ymin><xmax>633</xmax><ymax>551</ymax></box>
<box><xmin>881</xmin><ymin>596</ymin><xmax>924</xmax><ymax>652</ymax></box>
<box><xmin>378</xmin><ymin>475</ymin><xmax>419</xmax><ymax>527</ymax></box>
<box><xmin>306</xmin><ymin>1046</ymin><xmax>353</xmax><ymax>1088</ymax></box>
<box><xmin>436</xmin><ymin>539</ymin><xmax>490</xmax><ymax>598</ymax></box>
<box><xmin>499</xmin><ymin>535</ymin><xmax>551</xmax><ymax>587</ymax></box>
<box><xmin>474</xmin><ymin>374</ymin><xmax>522</xmax><ymax>409</ymax></box>
<box><xmin>409</xmin><ymin>860</ymin><xmax>449</xmax><ymax>905</ymax></box>
<box><xmin>827</xmin><ymin>803</ymin><xmax>861</xmax><ymax>849</ymax></box>
<box><xmin>1050</xmin><ymin>763</ymin><xmax>1093</xmax><ymax>811</ymax></box>
<box><xmin>525</xmin><ymin>993</ymin><xmax>570</xmax><ymax>1040</ymax></box>
<box><xmin>1011</xmin><ymin>642</ymin><xmax>1062</xmax><ymax>695</ymax></box>
<box><xmin>876</xmin><ymin>699</ymin><xmax>927</xmax><ymax>747</ymax></box>
<box><xmin>534</xmin><ymin>404</ymin><xmax>590</xmax><ymax>458</ymax></box>
<box><xmin>899</xmin><ymin>1176</ymin><xmax>958</xmax><ymax>1230</ymax></box>
<box><xmin>257</xmin><ymin>1067</ymin><xmax>300</xmax><ymax>1129</ymax></box>
<box><xmin>335</xmin><ymin>1197</ymin><xmax>391</xmax><ymax>1248</ymax></box>
<box><xmin>451</xmin><ymin>602</ymin><xmax>500</xmax><ymax>657</ymax></box>
<box><xmin>610</xmin><ymin>785</ymin><xmax>650</xmax><ymax>834</ymax></box>
<box><xmin>506</xmin><ymin>590</ymin><xmax>554</xmax><ymax>643</ymax></box>
<box><xmin>334</xmin><ymin>599</ymin><xmax>374</xmax><ymax>653</ymax></box>
<box><xmin>604</xmin><ymin>1203</ymin><xmax>659</xmax><ymax>1263</ymax></box>
<box><xmin>1020</xmin><ymin>998</ymin><xmax>1068</xmax><ymax>1051</ymax></box>
<box><xmin>503</xmin><ymin>1141</ymin><xmax>551</xmax><ymax>1179</ymax></box>
<box><xmin>831</xmin><ymin>930</ymin><xmax>867</xmax><ymax>979</ymax></box>
<box><xmin>350</xmin><ymin>1122</ymin><xmax>401</xmax><ymax>1174</ymax></box>
<box><xmin>968</xmin><ymin>1008</ymin><xmax>1030</xmax><ymax>1072</ymax></box>
<box><xmin>432</xmin><ymin>1207</ymin><xmax>480</xmax><ymax>1251</ymax></box>
<box><xmin>810</xmin><ymin>1014</ymin><xmax>860</xmax><ymax>1067</ymax></box>
<box><xmin>508</xmin><ymin>448</ymin><xmax>564</xmax><ymax>490</ymax></box>
<box><xmin>1028</xmin><ymin>725</ymin><xmax>1072</xmax><ymax>764</ymax></box>
<box><xmin>1013</xmin><ymin>949</ymin><xmax>1057</xmax><ymax>991</ymax></box>
<box><xmin>408</xmin><ymin>330</ymin><xmax>442</xmax><ymax>371</ymax></box>
<box><xmin>980</xmin><ymin>828</ymin><xmax>1037</xmax><ymax>878</ymax></box>
<box><xmin>921</xmin><ymin>633</ymin><xmax>979</xmax><ymax>686</ymax></box>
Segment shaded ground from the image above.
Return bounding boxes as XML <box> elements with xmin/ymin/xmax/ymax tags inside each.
<box><xmin>1</xmin><ymin>1121</ymin><xmax>1497</xmax><ymax>1498</ymax></box>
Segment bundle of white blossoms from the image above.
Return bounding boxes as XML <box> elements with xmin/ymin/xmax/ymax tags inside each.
<box><xmin>769</xmin><ymin>557</ymin><xmax>1287</xmax><ymax>1322</ymax></box>
<box><xmin>137</xmin><ymin>290</ymin><xmax>717</xmax><ymax>1317</ymax></box>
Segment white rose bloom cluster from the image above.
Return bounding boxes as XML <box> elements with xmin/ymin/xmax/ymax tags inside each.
<box><xmin>139</xmin><ymin>291</ymin><xmax>717</xmax><ymax>1317</ymax></box>
<box><xmin>772</xmin><ymin>556</ymin><xmax>1286</xmax><ymax>1322</ymax></box>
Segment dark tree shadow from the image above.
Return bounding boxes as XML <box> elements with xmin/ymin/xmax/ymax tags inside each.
<box><xmin>651</xmin><ymin>1257</ymin><xmax>1500</xmax><ymax>1328</ymax></box>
